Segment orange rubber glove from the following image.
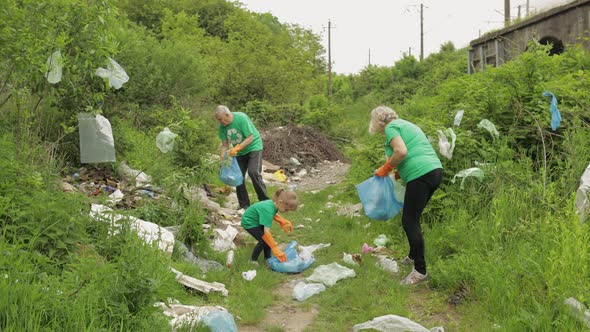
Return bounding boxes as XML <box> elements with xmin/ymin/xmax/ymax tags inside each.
<box><xmin>274</xmin><ymin>214</ymin><xmax>293</xmax><ymax>233</ymax></box>
<box><xmin>228</xmin><ymin>144</ymin><xmax>242</xmax><ymax>157</ymax></box>
<box><xmin>261</xmin><ymin>231</ymin><xmax>287</xmax><ymax>262</ymax></box>
<box><xmin>374</xmin><ymin>162</ymin><xmax>394</xmax><ymax>177</ymax></box>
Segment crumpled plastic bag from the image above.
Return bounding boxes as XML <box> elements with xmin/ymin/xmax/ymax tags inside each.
<box><xmin>357</xmin><ymin>176</ymin><xmax>403</xmax><ymax>221</ymax></box>
<box><xmin>437</xmin><ymin>128</ymin><xmax>456</xmax><ymax>160</ymax></box>
<box><xmin>452</xmin><ymin>167</ymin><xmax>484</xmax><ymax>189</ymax></box>
<box><xmin>202</xmin><ymin>311</ymin><xmax>238</xmax><ymax>332</ymax></box>
<box><xmin>477</xmin><ymin>119</ymin><xmax>499</xmax><ymax>140</ymax></box>
<box><xmin>292</xmin><ymin>281</ymin><xmax>326</xmax><ymax>301</ymax></box>
<box><xmin>542</xmin><ymin>91</ymin><xmax>562</xmax><ymax>131</ymax></box>
<box><xmin>306</xmin><ymin>262</ymin><xmax>356</xmax><ymax>287</ymax></box>
<box><xmin>95</xmin><ymin>57</ymin><xmax>129</xmax><ymax>89</ymax></box>
<box><xmin>353</xmin><ymin>314</ymin><xmax>444</xmax><ymax>332</ymax></box>
<box><xmin>219</xmin><ymin>154</ymin><xmax>244</xmax><ymax>187</ymax></box>
<box><xmin>576</xmin><ymin>162</ymin><xmax>590</xmax><ymax>223</ymax></box>
<box><xmin>45</xmin><ymin>50</ymin><xmax>63</xmax><ymax>84</ymax></box>
<box><xmin>267</xmin><ymin>240</ymin><xmax>315</xmax><ymax>273</ymax></box>
<box><xmin>454</xmin><ymin>110</ymin><xmax>464</xmax><ymax>127</ymax></box>
<box><xmin>156</xmin><ymin>127</ymin><xmax>178</xmax><ymax>153</ymax></box>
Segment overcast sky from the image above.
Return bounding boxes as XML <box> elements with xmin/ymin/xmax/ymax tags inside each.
<box><xmin>238</xmin><ymin>0</ymin><xmax>574</xmax><ymax>74</ymax></box>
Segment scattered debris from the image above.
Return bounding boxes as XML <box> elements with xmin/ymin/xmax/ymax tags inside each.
<box><xmin>292</xmin><ymin>281</ymin><xmax>326</xmax><ymax>301</ymax></box>
<box><xmin>90</xmin><ymin>204</ymin><xmax>174</xmax><ymax>255</ymax></box>
<box><xmin>306</xmin><ymin>262</ymin><xmax>356</xmax><ymax>287</ymax></box>
<box><xmin>171</xmin><ymin>267</ymin><xmax>228</xmax><ymax>297</ymax></box>
<box><xmin>353</xmin><ymin>314</ymin><xmax>444</xmax><ymax>332</ymax></box>
<box><xmin>155</xmin><ymin>301</ymin><xmax>228</xmax><ymax>331</ymax></box>
<box><xmin>242</xmin><ymin>270</ymin><xmax>257</xmax><ymax>281</ymax></box>
<box><xmin>564</xmin><ymin>297</ymin><xmax>590</xmax><ymax>329</ymax></box>
<box><xmin>375</xmin><ymin>255</ymin><xmax>399</xmax><ymax>273</ymax></box>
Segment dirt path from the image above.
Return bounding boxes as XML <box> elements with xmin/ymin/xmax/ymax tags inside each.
<box><xmin>239</xmin><ymin>278</ymin><xmax>319</xmax><ymax>332</ymax></box>
<box><xmin>291</xmin><ymin>160</ymin><xmax>350</xmax><ymax>192</ymax></box>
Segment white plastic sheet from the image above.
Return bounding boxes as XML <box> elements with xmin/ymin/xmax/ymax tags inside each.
<box><xmin>78</xmin><ymin>113</ymin><xmax>116</xmax><ymax>163</ymax></box>
<box><xmin>437</xmin><ymin>128</ymin><xmax>457</xmax><ymax>160</ymax></box>
<box><xmin>298</xmin><ymin>243</ymin><xmax>331</xmax><ymax>261</ymax></box>
<box><xmin>95</xmin><ymin>57</ymin><xmax>129</xmax><ymax>89</ymax></box>
<box><xmin>306</xmin><ymin>262</ymin><xmax>356</xmax><ymax>287</ymax></box>
<box><xmin>241</xmin><ymin>270</ymin><xmax>256</xmax><ymax>281</ymax></box>
<box><xmin>353</xmin><ymin>314</ymin><xmax>444</xmax><ymax>332</ymax></box>
<box><xmin>90</xmin><ymin>204</ymin><xmax>174</xmax><ymax>255</ymax></box>
<box><xmin>452</xmin><ymin>167</ymin><xmax>484</xmax><ymax>189</ymax></box>
<box><xmin>292</xmin><ymin>281</ymin><xmax>326</xmax><ymax>301</ymax></box>
<box><xmin>118</xmin><ymin>161</ymin><xmax>152</xmax><ymax>187</ymax></box>
<box><xmin>576</xmin><ymin>162</ymin><xmax>590</xmax><ymax>223</ymax></box>
<box><xmin>45</xmin><ymin>50</ymin><xmax>63</xmax><ymax>84</ymax></box>
<box><xmin>375</xmin><ymin>256</ymin><xmax>399</xmax><ymax>273</ymax></box>
<box><xmin>477</xmin><ymin>119</ymin><xmax>499</xmax><ymax>140</ymax></box>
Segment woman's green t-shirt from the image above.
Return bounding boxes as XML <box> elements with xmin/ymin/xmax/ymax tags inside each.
<box><xmin>384</xmin><ymin>119</ymin><xmax>442</xmax><ymax>182</ymax></box>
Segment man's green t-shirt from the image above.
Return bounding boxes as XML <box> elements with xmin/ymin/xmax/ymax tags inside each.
<box><xmin>241</xmin><ymin>200</ymin><xmax>276</xmax><ymax>230</ymax></box>
<box><xmin>218</xmin><ymin>112</ymin><xmax>262</xmax><ymax>156</ymax></box>
<box><xmin>384</xmin><ymin>119</ymin><xmax>442</xmax><ymax>182</ymax></box>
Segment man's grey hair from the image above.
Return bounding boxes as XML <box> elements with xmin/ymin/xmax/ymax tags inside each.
<box><xmin>368</xmin><ymin>106</ymin><xmax>398</xmax><ymax>134</ymax></box>
<box><xmin>214</xmin><ymin>105</ymin><xmax>231</xmax><ymax>115</ymax></box>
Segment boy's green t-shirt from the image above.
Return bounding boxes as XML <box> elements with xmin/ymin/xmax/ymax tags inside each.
<box><xmin>384</xmin><ymin>119</ymin><xmax>442</xmax><ymax>182</ymax></box>
<box><xmin>218</xmin><ymin>112</ymin><xmax>262</xmax><ymax>156</ymax></box>
<box><xmin>241</xmin><ymin>200</ymin><xmax>276</xmax><ymax>230</ymax></box>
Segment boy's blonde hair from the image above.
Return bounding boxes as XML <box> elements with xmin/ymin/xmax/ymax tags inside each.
<box><xmin>273</xmin><ymin>189</ymin><xmax>298</xmax><ymax>211</ymax></box>
<box><xmin>369</xmin><ymin>106</ymin><xmax>398</xmax><ymax>134</ymax></box>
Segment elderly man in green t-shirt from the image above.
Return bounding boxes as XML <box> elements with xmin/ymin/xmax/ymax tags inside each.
<box><xmin>215</xmin><ymin>105</ymin><xmax>268</xmax><ymax>210</ymax></box>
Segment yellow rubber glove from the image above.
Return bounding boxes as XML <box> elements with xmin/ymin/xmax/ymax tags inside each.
<box><xmin>274</xmin><ymin>214</ymin><xmax>293</xmax><ymax>233</ymax></box>
<box><xmin>261</xmin><ymin>231</ymin><xmax>287</xmax><ymax>262</ymax></box>
<box><xmin>228</xmin><ymin>144</ymin><xmax>242</xmax><ymax>157</ymax></box>
<box><xmin>374</xmin><ymin>162</ymin><xmax>394</xmax><ymax>177</ymax></box>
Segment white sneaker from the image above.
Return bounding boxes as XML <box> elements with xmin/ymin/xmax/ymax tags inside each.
<box><xmin>400</xmin><ymin>268</ymin><xmax>428</xmax><ymax>285</ymax></box>
<box><xmin>400</xmin><ymin>256</ymin><xmax>414</xmax><ymax>266</ymax></box>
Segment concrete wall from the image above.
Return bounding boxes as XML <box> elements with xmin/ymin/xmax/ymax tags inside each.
<box><xmin>469</xmin><ymin>0</ymin><xmax>590</xmax><ymax>73</ymax></box>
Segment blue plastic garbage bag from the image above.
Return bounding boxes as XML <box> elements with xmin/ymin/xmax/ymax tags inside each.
<box><xmin>356</xmin><ymin>176</ymin><xmax>403</xmax><ymax>221</ymax></box>
<box><xmin>219</xmin><ymin>154</ymin><xmax>243</xmax><ymax>187</ymax></box>
<box><xmin>202</xmin><ymin>311</ymin><xmax>237</xmax><ymax>332</ymax></box>
<box><xmin>542</xmin><ymin>91</ymin><xmax>561</xmax><ymax>131</ymax></box>
<box><xmin>267</xmin><ymin>240</ymin><xmax>315</xmax><ymax>273</ymax></box>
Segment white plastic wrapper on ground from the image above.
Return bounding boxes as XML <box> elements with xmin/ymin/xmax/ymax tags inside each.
<box><xmin>292</xmin><ymin>281</ymin><xmax>326</xmax><ymax>301</ymax></box>
<box><xmin>306</xmin><ymin>262</ymin><xmax>356</xmax><ymax>287</ymax></box>
<box><xmin>353</xmin><ymin>314</ymin><xmax>444</xmax><ymax>332</ymax></box>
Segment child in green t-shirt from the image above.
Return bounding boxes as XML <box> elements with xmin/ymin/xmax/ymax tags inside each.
<box><xmin>241</xmin><ymin>189</ymin><xmax>298</xmax><ymax>264</ymax></box>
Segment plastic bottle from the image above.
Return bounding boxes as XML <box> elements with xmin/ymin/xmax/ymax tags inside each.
<box><xmin>226</xmin><ymin>250</ymin><xmax>234</xmax><ymax>268</ymax></box>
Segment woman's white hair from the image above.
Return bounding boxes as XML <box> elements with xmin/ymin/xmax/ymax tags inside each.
<box><xmin>368</xmin><ymin>106</ymin><xmax>398</xmax><ymax>134</ymax></box>
<box><xmin>214</xmin><ymin>105</ymin><xmax>231</xmax><ymax>116</ymax></box>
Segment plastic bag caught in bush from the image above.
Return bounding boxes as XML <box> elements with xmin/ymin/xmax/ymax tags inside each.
<box><xmin>45</xmin><ymin>50</ymin><xmax>63</xmax><ymax>84</ymax></box>
<box><xmin>156</xmin><ymin>127</ymin><xmax>178</xmax><ymax>153</ymax></box>
<box><xmin>477</xmin><ymin>119</ymin><xmax>499</xmax><ymax>140</ymax></box>
<box><xmin>542</xmin><ymin>91</ymin><xmax>562</xmax><ymax>131</ymax></box>
<box><xmin>454</xmin><ymin>110</ymin><xmax>464</xmax><ymax>127</ymax></box>
<box><xmin>452</xmin><ymin>167</ymin><xmax>484</xmax><ymax>189</ymax></box>
<box><xmin>437</xmin><ymin>128</ymin><xmax>456</xmax><ymax>160</ymax></box>
<box><xmin>219</xmin><ymin>154</ymin><xmax>243</xmax><ymax>187</ymax></box>
<box><xmin>357</xmin><ymin>176</ymin><xmax>403</xmax><ymax>221</ymax></box>
<box><xmin>267</xmin><ymin>240</ymin><xmax>315</xmax><ymax>273</ymax></box>
<box><xmin>95</xmin><ymin>57</ymin><xmax>129</xmax><ymax>89</ymax></box>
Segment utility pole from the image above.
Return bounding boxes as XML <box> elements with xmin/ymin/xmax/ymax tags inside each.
<box><xmin>526</xmin><ymin>0</ymin><xmax>530</xmax><ymax>16</ymax></box>
<box><xmin>420</xmin><ymin>3</ymin><xmax>424</xmax><ymax>61</ymax></box>
<box><xmin>327</xmin><ymin>20</ymin><xmax>332</xmax><ymax>98</ymax></box>
<box><xmin>518</xmin><ymin>5</ymin><xmax>521</xmax><ymax>20</ymax></box>
<box><xmin>504</xmin><ymin>0</ymin><xmax>511</xmax><ymax>27</ymax></box>
<box><xmin>409</xmin><ymin>47</ymin><xmax>412</xmax><ymax>56</ymax></box>
<box><xmin>368</xmin><ymin>48</ymin><xmax>371</xmax><ymax>66</ymax></box>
